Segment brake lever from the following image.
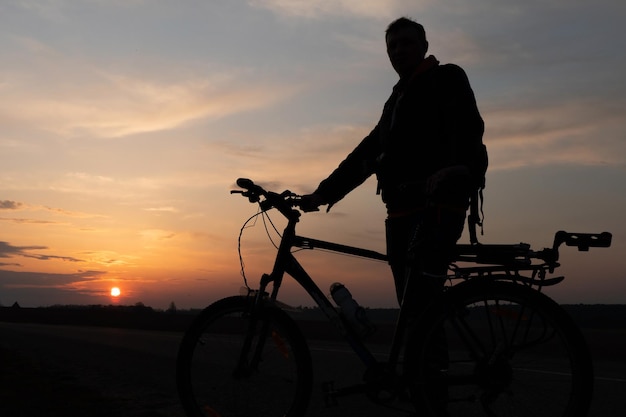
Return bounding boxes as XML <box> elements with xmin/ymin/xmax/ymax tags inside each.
<box><xmin>230</xmin><ymin>189</ymin><xmax>259</xmax><ymax>203</ymax></box>
<box><xmin>246</xmin><ymin>192</ymin><xmax>260</xmax><ymax>203</ymax></box>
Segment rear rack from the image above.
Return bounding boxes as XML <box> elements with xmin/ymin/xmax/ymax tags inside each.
<box><xmin>448</xmin><ymin>231</ymin><xmax>612</xmax><ymax>288</ymax></box>
<box><xmin>453</xmin><ymin>231</ymin><xmax>611</xmax><ymax>266</ymax></box>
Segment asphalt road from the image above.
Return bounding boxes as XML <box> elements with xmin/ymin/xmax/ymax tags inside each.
<box><xmin>0</xmin><ymin>322</ymin><xmax>624</xmax><ymax>417</ymax></box>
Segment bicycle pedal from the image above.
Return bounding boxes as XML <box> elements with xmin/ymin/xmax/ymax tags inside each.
<box><xmin>321</xmin><ymin>381</ymin><xmax>339</xmax><ymax>407</ymax></box>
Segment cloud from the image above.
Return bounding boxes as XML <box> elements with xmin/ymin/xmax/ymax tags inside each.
<box><xmin>0</xmin><ymin>241</ymin><xmax>83</xmax><ymax>263</ymax></box>
<box><xmin>0</xmin><ymin>38</ymin><xmax>302</xmax><ymax>139</ymax></box>
<box><xmin>13</xmin><ymin>0</ymin><xmax>147</xmax><ymax>21</ymax></box>
<box><xmin>61</xmin><ymin>71</ymin><xmax>300</xmax><ymax>138</ymax></box>
<box><xmin>0</xmin><ymin>200</ymin><xmax>104</xmax><ymax>222</ymax></box>
<box><xmin>144</xmin><ymin>207</ymin><xmax>178</xmax><ymax>213</ymax></box>
<box><xmin>0</xmin><ymin>200</ymin><xmax>23</xmax><ymax>210</ymax></box>
<box><xmin>0</xmin><ymin>217</ymin><xmax>60</xmax><ymax>225</ymax></box>
<box><xmin>0</xmin><ymin>268</ymin><xmax>105</xmax><ymax>289</ymax></box>
<box><xmin>0</xmin><ymin>240</ymin><xmax>104</xmax><ymax>301</ymax></box>
<box><xmin>23</xmin><ymin>253</ymin><xmax>83</xmax><ymax>262</ymax></box>
<box><xmin>46</xmin><ymin>171</ymin><xmax>193</xmax><ymax>202</ymax></box>
<box><xmin>40</xmin><ymin>205</ymin><xmax>105</xmax><ymax>219</ymax></box>
<box><xmin>80</xmin><ymin>250</ymin><xmax>139</xmax><ymax>267</ymax></box>
<box><xmin>249</xmin><ymin>0</ymin><xmax>407</xmax><ymax>19</ymax></box>
<box><xmin>140</xmin><ymin>229</ymin><xmax>176</xmax><ymax>241</ymax></box>
<box><xmin>484</xmin><ymin>94</ymin><xmax>626</xmax><ymax>170</ymax></box>
<box><xmin>1</xmin><ymin>73</ymin><xmax>300</xmax><ymax>139</ymax></box>
<box><xmin>210</xmin><ymin>123</ymin><xmax>373</xmax><ymax>190</ymax></box>
<box><xmin>0</xmin><ymin>241</ymin><xmax>47</xmax><ymax>258</ymax></box>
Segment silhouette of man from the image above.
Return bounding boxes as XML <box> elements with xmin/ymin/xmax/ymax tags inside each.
<box><xmin>301</xmin><ymin>17</ymin><xmax>483</xmax><ymax>415</ymax></box>
<box><xmin>302</xmin><ymin>16</ymin><xmax>484</xmax><ymax>309</ymax></box>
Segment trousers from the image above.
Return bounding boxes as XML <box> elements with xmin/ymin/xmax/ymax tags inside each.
<box><xmin>386</xmin><ymin>207</ymin><xmax>465</xmax><ymax>416</ymax></box>
<box><xmin>385</xmin><ymin>206</ymin><xmax>466</xmax><ymax>311</ymax></box>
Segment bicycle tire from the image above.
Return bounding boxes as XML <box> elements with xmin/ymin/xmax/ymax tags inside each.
<box><xmin>176</xmin><ymin>296</ymin><xmax>313</xmax><ymax>417</ymax></box>
<box><xmin>405</xmin><ymin>280</ymin><xmax>593</xmax><ymax>417</ymax></box>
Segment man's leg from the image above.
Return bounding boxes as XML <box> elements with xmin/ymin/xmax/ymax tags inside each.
<box><xmin>385</xmin><ymin>214</ymin><xmax>422</xmax><ymax>306</ymax></box>
<box><xmin>400</xmin><ymin>208</ymin><xmax>466</xmax><ymax>416</ymax></box>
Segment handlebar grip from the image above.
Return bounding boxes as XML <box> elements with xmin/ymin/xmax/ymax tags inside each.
<box><xmin>236</xmin><ymin>178</ymin><xmax>255</xmax><ymax>189</ymax></box>
<box><xmin>553</xmin><ymin>231</ymin><xmax>612</xmax><ymax>251</ymax></box>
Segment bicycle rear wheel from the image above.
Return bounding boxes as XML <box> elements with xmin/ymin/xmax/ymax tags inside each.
<box><xmin>405</xmin><ymin>280</ymin><xmax>593</xmax><ymax>417</ymax></box>
<box><xmin>176</xmin><ymin>296</ymin><xmax>313</xmax><ymax>417</ymax></box>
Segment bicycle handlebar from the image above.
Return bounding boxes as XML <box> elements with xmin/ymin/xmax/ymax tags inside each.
<box><xmin>552</xmin><ymin>231</ymin><xmax>612</xmax><ymax>251</ymax></box>
<box><xmin>231</xmin><ymin>178</ymin><xmax>304</xmax><ymax>219</ymax></box>
<box><xmin>231</xmin><ymin>178</ymin><xmax>612</xmax><ymax>265</ymax></box>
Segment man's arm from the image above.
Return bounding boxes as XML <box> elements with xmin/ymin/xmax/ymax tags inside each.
<box><xmin>304</xmin><ymin>126</ymin><xmax>382</xmax><ymax>211</ymax></box>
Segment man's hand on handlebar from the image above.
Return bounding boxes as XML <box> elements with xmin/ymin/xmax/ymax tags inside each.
<box><xmin>232</xmin><ymin>179</ymin><xmax>331</xmax><ymax>214</ymax></box>
<box><xmin>299</xmin><ymin>193</ymin><xmax>328</xmax><ymax>212</ymax></box>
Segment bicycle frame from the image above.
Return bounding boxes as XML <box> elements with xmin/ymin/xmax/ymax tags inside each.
<box><xmin>251</xmin><ymin>211</ymin><xmax>394</xmax><ymax>369</ymax></box>
<box><xmin>243</xmin><ymin>202</ymin><xmax>613</xmax><ymax>377</ymax></box>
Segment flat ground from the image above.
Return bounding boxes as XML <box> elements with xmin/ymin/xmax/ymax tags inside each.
<box><xmin>1</xmin><ymin>322</ymin><xmax>624</xmax><ymax>417</ymax></box>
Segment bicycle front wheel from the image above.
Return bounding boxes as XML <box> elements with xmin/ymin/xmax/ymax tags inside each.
<box><xmin>176</xmin><ymin>296</ymin><xmax>313</xmax><ymax>417</ymax></box>
<box><xmin>405</xmin><ymin>280</ymin><xmax>593</xmax><ymax>417</ymax></box>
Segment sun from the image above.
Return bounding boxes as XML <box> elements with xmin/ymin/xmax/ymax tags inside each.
<box><xmin>110</xmin><ymin>287</ymin><xmax>121</xmax><ymax>297</ymax></box>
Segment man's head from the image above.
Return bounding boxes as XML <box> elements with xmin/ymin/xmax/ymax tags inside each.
<box><xmin>385</xmin><ymin>17</ymin><xmax>429</xmax><ymax>79</ymax></box>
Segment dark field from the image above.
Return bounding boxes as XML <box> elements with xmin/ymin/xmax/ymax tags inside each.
<box><xmin>1</xmin><ymin>305</ymin><xmax>625</xmax><ymax>417</ymax></box>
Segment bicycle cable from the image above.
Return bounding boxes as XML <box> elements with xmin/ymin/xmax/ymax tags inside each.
<box><xmin>237</xmin><ymin>208</ymin><xmax>263</xmax><ymax>291</ymax></box>
<box><xmin>261</xmin><ymin>210</ymin><xmax>282</xmax><ymax>249</ymax></box>
<box><xmin>237</xmin><ymin>208</ymin><xmax>285</xmax><ymax>291</ymax></box>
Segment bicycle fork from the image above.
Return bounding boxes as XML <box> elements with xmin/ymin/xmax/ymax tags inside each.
<box><xmin>233</xmin><ymin>279</ymin><xmax>274</xmax><ymax>379</ymax></box>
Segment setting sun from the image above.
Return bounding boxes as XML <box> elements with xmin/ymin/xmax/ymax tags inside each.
<box><xmin>111</xmin><ymin>287</ymin><xmax>121</xmax><ymax>297</ymax></box>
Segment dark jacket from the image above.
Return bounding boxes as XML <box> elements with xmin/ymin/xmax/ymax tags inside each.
<box><xmin>314</xmin><ymin>57</ymin><xmax>484</xmax><ymax>213</ymax></box>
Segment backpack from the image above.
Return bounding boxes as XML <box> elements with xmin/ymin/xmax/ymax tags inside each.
<box><xmin>430</xmin><ymin>63</ymin><xmax>487</xmax><ymax>244</ymax></box>
<box><xmin>467</xmin><ymin>143</ymin><xmax>488</xmax><ymax>244</ymax></box>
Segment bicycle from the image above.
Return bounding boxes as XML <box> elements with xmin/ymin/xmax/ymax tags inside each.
<box><xmin>176</xmin><ymin>178</ymin><xmax>612</xmax><ymax>417</ymax></box>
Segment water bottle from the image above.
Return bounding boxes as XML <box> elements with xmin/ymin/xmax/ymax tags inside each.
<box><xmin>330</xmin><ymin>283</ymin><xmax>375</xmax><ymax>338</ymax></box>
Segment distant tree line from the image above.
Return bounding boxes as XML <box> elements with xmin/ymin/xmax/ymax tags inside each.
<box><xmin>2</xmin><ymin>302</ymin><xmax>626</xmax><ymax>329</ymax></box>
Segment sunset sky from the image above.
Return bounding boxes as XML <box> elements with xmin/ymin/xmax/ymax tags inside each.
<box><xmin>1</xmin><ymin>0</ymin><xmax>625</xmax><ymax>309</ymax></box>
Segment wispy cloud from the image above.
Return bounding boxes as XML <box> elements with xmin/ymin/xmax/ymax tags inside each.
<box><xmin>0</xmin><ymin>37</ymin><xmax>302</xmax><ymax>139</ymax></box>
<box><xmin>484</xmin><ymin>95</ymin><xmax>626</xmax><ymax>170</ymax></box>
<box><xmin>1</xmin><ymin>74</ymin><xmax>300</xmax><ymax>139</ymax></box>
<box><xmin>249</xmin><ymin>0</ymin><xmax>407</xmax><ymax>19</ymax></box>
<box><xmin>0</xmin><ymin>200</ymin><xmax>23</xmax><ymax>210</ymax></box>
<box><xmin>144</xmin><ymin>206</ymin><xmax>178</xmax><ymax>212</ymax></box>
<box><xmin>13</xmin><ymin>0</ymin><xmax>147</xmax><ymax>21</ymax></box>
<box><xmin>0</xmin><ymin>241</ymin><xmax>47</xmax><ymax>257</ymax></box>
<box><xmin>0</xmin><ymin>268</ymin><xmax>105</xmax><ymax>289</ymax></box>
<box><xmin>140</xmin><ymin>229</ymin><xmax>176</xmax><ymax>241</ymax></box>
<box><xmin>210</xmin><ymin>123</ymin><xmax>374</xmax><ymax>190</ymax></box>
<box><xmin>0</xmin><ymin>241</ymin><xmax>83</xmax><ymax>263</ymax></box>
<box><xmin>0</xmin><ymin>217</ymin><xmax>60</xmax><ymax>225</ymax></box>
<box><xmin>0</xmin><ymin>199</ymin><xmax>104</xmax><ymax>221</ymax></box>
<box><xmin>80</xmin><ymin>250</ymin><xmax>138</xmax><ymax>267</ymax></box>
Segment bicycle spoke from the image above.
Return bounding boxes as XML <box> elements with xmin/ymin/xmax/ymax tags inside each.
<box><xmin>406</xmin><ymin>281</ymin><xmax>592</xmax><ymax>417</ymax></box>
<box><xmin>177</xmin><ymin>297</ymin><xmax>312</xmax><ymax>417</ymax></box>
